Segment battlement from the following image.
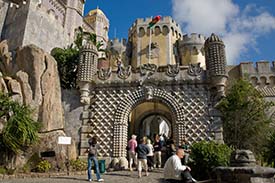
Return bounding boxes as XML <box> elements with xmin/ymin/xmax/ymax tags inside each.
<box><xmin>181</xmin><ymin>33</ymin><xmax>205</xmax><ymax>45</ymax></box>
<box><xmin>129</xmin><ymin>16</ymin><xmax>181</xmax><ymax>35</ymax></box>
<box><xmin>240</xmin><ymin>61</ymin><xmax>275</xmax><ymax>75</ymax></box>
<box><xmin>109</xmin><ymin>38</ymin><xmax>127</xmax><ymax>46</ymax></box>
<box><xmin>239</xmin><ymin>61</ymin><xmax>275</xmax><ymax>88</ymax></box>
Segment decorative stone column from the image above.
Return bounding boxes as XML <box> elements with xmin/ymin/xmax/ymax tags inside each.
<box><xmin>77</xmin><ymin>42</ymin><xmax>98</xmax><ymax>104</ymax></box>
<box><xmin>205</xmin><ymin>33</ymin><xmax>228</xmax><ymax>143</ymax></box>
<box><xmin>205</xmin><ymin>33</ymin><xmax>228</xmax><ymax>104</ymax></box>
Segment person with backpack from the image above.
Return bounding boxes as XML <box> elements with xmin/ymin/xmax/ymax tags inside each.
<box><xmin>87</xmin><ymin>135</ymin><xmax>104</xmax><ymax>182</ymax></box>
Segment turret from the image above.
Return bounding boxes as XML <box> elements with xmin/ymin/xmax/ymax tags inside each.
<box><xmin>205</xmin><ymin>33</ymin><xmax>228</xmax><ymax>102</ymax></box>
<box><xmin>177</xmin><ymin>33</ymin><xmax>206</xmax><ymax>68</ymax></box>
<box><xmin>84</xmin><ymin>7</ymin><xmax>109</xmax><ymax>59</ymax></box>
<box><xmin>77</xmin><ymin>42</ymin><xmax>98</xmax><ymax>104</ymax></box>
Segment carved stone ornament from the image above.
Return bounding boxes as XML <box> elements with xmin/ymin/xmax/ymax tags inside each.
<box><xmin>118</xmin><ymin>65</ymin><xmax>131</xmax><ymax>80</ymax></box>
<box><xmin>140</xmin><ymin>63</ymin><xmax>158</xmax><ymax>76</ymax></box>
<box><xmin>98</xmin><ymin>68</ymin><xmax>112</xmax><ymax>80</ymax></box>
<box><xmin>187</xmin><ymin>63</ymin><xmax>202</xmax><ymax>76</ymax></box>
<box><xmin>166</xmin><ymin>63</ymin><xmax>179</xmax><ymax>77</ymax></box>
<box><xmin>230</xmin><ymin>150</ymin><xmax>256</xmax><ymax>167</ymax></box>
<box><xmin>147</xmin><ymin>42</ymin><xmax>160</xmax><ymax>59</ymax></box>
<box><xmin>143</xmin><ymin>85</ymin><xmax>154</xmax><ymax>100</ymax></box>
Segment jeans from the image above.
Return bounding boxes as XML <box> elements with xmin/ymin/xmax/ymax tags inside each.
<box><xmin>87</xmin><ymin>155</ymin><xmax>101</xmax><ymax>180</ymax></box>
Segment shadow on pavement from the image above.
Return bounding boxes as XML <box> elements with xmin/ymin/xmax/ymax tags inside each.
<box><xmin>50</xmin><ymin>176</ymin><xmax>87</xmax><ymax>181</ymax></box>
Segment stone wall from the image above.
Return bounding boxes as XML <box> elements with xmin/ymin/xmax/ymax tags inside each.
<box><xmin>0</xmin><ymin>1</ymin><xmax>9</xmax><ymax>37</ymax></box>
<box><xmin>1</xmin><ymin>1</ymin><xmax>29</xmax><ymax>51</ymax></box>
<box><xmin>23</xmin><ymin>0</ymin><xmax>70</xmax><ymax>53</ymax></box>
<box><xmin>62</xmin><ymin>89</ymin><xmax>83</xmax><ymax>156</ymax></box>
<box><xmin>79</xmin><ymin>81</ymin><xmax>213</xmax><ymax>158</ymax></box>
<box><xmin>1</xmin><ymin>0</ymin><xmax>70</xmax><ymax>53</ymax></box>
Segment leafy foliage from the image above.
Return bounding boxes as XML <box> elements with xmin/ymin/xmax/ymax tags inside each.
<box><xmin>21</xmin><ymin>153</ymin><xmax>41</xmax><ymax>173</ymax></box>
<box><xmin>51</xmin><ymin>47</ymin><xmax>79</xmax><ymax>89</ymax></box>
<box><xmin>217</xmin><ymin>79</ymin><xmax>272</xmax><ymax>157</ymax></box>
<box><xmin>0</xmin><ymin>166</ymin><xmax>6</xmax><ymax>174</ymax></box>
<box><xmin>36</xmin><ymin>159</ymin><xmax>52</xmax><ymax>173</ymax></box>
<box><xmin>263</xmin><ymin>131</ymin><xmax>275</xmax><ymax>167</ymax></box>
<box><xmin>70</xmin><ymin>159</ymin><xmax>87</xmax><ymax>171</ymax></box>
<box><xmin>189</xmin><ymin>141</ymin><xmax>232</xmax><ymax>180</ymax></box>
<box><xmin>0</xmin><ymin>92</ymin><xmax>40</xmax><ymax>156</ymax></box>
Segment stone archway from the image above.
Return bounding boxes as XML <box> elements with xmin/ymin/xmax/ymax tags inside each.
<box><xmin>113</xmin><ymin>86</ymin><xmax>185</xmax><ymax>157</ymax></box>
<box><xmin>132</xmin><ymin>109</ymin><xmax>173</xmax><ymax>140</ymax></box>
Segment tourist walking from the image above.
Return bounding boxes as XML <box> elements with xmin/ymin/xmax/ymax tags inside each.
<box><xmin>153</xmin><ymin>134</ymin><xmax>162</xmax><ymax>168</ymax></box>
<box><xmin>87</xmin><ymin>135</ymin><xmax>104</xmax><ymax>182</ymax></box>
<box><xmin>146</xmin><ymin>139</ymin><xmax>154</xmax><ymax>171</ymax></box>
<box><xmin>127</xmin><ymin>134</ymin><xmax>138</xmax><ymax>171</ymax></box>
<box><xmin>136</xmin><ymin>137</ymin><xmax>150</xmax><ymax>178</ymax></box>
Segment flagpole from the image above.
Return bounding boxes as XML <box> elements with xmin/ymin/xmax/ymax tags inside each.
<box><xmin>148</xmin><ymin>28</ymin><xmax>152</xmax><ymax>64</ymax></box>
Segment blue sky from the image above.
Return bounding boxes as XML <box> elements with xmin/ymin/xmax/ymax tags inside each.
<box><xmin>84</xmin><ymin>0</ymin><xmax>275</xmax><ymax>65</ymax></box>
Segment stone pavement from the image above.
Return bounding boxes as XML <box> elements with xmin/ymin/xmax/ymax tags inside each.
<box><xmin>1</xmin><ymin>169</ymin><xmax>166</xmax><ymax>183</ymax></box>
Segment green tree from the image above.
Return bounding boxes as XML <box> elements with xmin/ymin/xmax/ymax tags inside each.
<box><xmin>217</xmin><ymin>79</ymin><xmax>272</xmax><ymax>157</ymax></box>
<box><xmin>51</xmin><ymin>46</ymin><xmax>79</xmax><ymax>89</ymax></box>
<box><xmin>0</xmin><ymin>92</ymin><xmax>40</xmax><ymax>166</ymax></box>
<box><xmin>263</xmin><ymin>130</ymin><xmax>275</xmax><ymax>167</ymax></box>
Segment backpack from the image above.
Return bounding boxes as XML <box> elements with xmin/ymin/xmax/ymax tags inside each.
<box><xmin>89</xmin><ymin>144</ymin><xmax>97</xmax><ymax>156</ymax></box>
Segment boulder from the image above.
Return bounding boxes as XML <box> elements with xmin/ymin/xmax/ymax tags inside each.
<box><xmin>0</xmin><ymin>72</ymin><xmax>8</xmax><ymax>93</ymax></box>
<box><xmin>15</xmin><ymin>44</ymin><xmax>64</xmax><ymax>132</ymax></box>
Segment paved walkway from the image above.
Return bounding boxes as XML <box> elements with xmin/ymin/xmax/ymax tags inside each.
<box><xmin>1</xmin><ymin>169</ymin><xmax>166</xmax><ymax>183</ymax></box>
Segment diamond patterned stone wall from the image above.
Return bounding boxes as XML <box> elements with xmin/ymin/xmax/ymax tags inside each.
<box><xmin>169</xmin><ymin>84</ymin><xmax>213</xmax><ymax>142</ymax></box>
<box><xmin>80</xmin><ymin>83</ymin><xmax>214</xmax><ymax>158</ymax></box>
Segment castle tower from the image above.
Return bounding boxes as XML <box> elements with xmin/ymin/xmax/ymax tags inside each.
<box><xmin>1</xmin><ymin>0</ymin><xmax>85</xmax><ymax>52</ymax></box>
<box><xmin>77</xmin><ymin>42</ymin><xmax>98</xmax><ymax>104</ymax></box>
<box><xmin>205</xmin><ymin>33</ymin><xmax>228</xmax><ymax>101</ymax></box>
<box><xmin>177</xmin><ymin>33</ymin><xmax>206</xmax><ymax>68</ymax></box>
<box><xmin>84</xmin><ymin>7</ymin><xmax>109</xmax><ymax>58</ymax></box>
<box><xmin>128</xmin><ymin>16</ymin><xmax>182</xmax><ymax>69</ymax></box>
<box><xmin>107</xmin><ymin>38</ymin><xmax>127</xmax><ymax>71</ymax></box>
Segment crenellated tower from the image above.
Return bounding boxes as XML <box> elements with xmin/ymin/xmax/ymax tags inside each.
<box><xmin>128</xmin><ymin>16</ymin><xmax>182</xmax><ymax>69</ymax></box>
<box><xmin>177</xmin><ymin>33</ymin><xmax>206</xmax><ymax>68</ymax></box>
<box><xmin>205</xmin><ymin>33</ymin><xmax>228</xmax><ymax>102</ymax></box>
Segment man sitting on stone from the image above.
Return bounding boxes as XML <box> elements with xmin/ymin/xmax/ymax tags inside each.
<box><xmin>164</xmin><ymin>148</ymin><xmax>197</xmax><ymax>183</ymax></box>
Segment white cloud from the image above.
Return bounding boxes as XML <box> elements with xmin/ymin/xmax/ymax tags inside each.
<box><xmin>172</xmin><ymin>0</ymin><xmax>275</xmax><ymax>64</ymax></box>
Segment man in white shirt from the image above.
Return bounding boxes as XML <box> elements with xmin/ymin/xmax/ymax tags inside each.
<box><xmin>164</xmin><ymin>148</ymin><xmax>197</xmax><ymax>183</ymax></box>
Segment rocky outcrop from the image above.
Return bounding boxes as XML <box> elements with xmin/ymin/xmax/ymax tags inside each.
<box><xmin>0</xmin><ymin>40</ymin><xmax>75</xmax><ymax>166</ymax></box>
<box><xmin>14</xmin><ymin>45</ymin><xmax>64</xmax><ymax>131</ymax></box>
